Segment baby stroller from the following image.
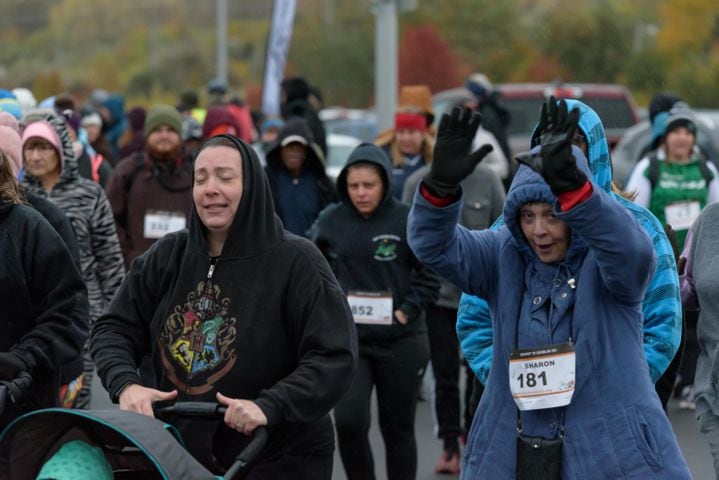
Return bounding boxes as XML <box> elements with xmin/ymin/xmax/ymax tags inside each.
<box><xmin>0</xmin><ymin>376</ymin><xmax>267</xmax><ymax>480</ymax></box>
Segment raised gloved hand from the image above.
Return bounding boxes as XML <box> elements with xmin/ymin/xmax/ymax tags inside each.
<box><xmin>0</xmin><ymin>351</ymin><xmax>29</xmax><ymax>381</ymax></box>
<box><xmin>516</xmin><ymin>97</ymin><xmax>587</xmax><ymax>195</ymax></box>
<box><xmin>424</xmin><ymin>106</ymin><xmax>494</xmax><ymax>198</ymax></box>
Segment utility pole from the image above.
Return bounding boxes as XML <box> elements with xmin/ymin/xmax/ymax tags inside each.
<box><xmin>216</xmin><ymin>0</ymin><xmax>228</xmax><ymax>86</ymax></box>
<box><xmin>373</xmin><ymin>0</ymin><xmax>398</xmax><ymax>131</ymax></box>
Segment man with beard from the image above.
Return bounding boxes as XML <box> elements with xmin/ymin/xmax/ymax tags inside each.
<box><xmin>106</xmin><ymin>105</ymin><xmax>193</xmax><ymax>270</ymax></box>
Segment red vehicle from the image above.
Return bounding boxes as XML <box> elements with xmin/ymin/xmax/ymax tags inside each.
<box><xmin>433</xmin><ymin>82</ymin><xmax>641</xmax><ymax>156</ymax></box>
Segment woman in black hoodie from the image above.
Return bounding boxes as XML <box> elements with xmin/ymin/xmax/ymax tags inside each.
<box><xmin>90</xmin><ymin>135</ymin><xmax>357</xmax><ymax>478</ymax></box>
<box><xmin>308</xmin><ymin>143</ymin><xmax>439</xmax><ymax>480</ymax></box>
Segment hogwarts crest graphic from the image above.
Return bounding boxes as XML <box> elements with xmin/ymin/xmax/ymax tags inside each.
<box><xmin>159</xmin><ymin>281</ymin><xmax>237</xmax><ymax>395</ymax></box>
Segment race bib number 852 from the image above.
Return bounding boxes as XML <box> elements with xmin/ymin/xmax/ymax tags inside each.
<box><xmin>347</xmin><ymin>291</ymin><xmax>393</xmax><ymax>325</ymax></box>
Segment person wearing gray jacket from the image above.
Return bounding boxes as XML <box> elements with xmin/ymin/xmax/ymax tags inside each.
<box><xmin>681</xmin><ymin>202</ymin><xmax>719</xmax><ymax>476</ymax></box>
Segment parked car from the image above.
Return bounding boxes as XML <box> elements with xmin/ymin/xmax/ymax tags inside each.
<box><xmin>611</xmin><ymin>109</ymin><xmax>719</xmax><ymax>189</ymax></box>
<box><xmin>325</xmin><ymin>133</ymin><xmax>363</xmax><ymax>183</ymax></box>
<box><xmin>433</xmin><ymin>83</ymin><xmax>641</xmax><ymax>157</ymax></box>
<box><xmin>320</xmin><ymin>107</ymin><xmax>378</xmax><ymax>143</ymax></box>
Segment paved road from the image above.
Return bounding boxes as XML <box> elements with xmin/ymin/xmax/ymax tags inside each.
<box><xmin>90</xmin><ymin>372</ymin><xmax>714</xmax><ymax>479</ymax></box>
<box><xmin>328</xmin><ymin>391</ymin><xmax>713</xmax><ymax>480</ymax></box>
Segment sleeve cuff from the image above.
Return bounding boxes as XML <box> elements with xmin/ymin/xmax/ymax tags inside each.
<box><xmin>255</xmin><ymin>394</ymin><xmax>283</xmax><ymax>427</ymax></box>
<box><xmin>420</xmin><ymin>183</ymin><xmax>458</xmax><ymax>207</ymax></box>
<box><xmin>557</xmin><ymin>181</ymin><xmax>593</xmax><ymax>212</ymax></box>
<box><xmin>109</xmin><ymin>371</ymin><xmax>143</xmax><ymax>403</ymax></box>
<box><xmin>398</xmin><ymin>302</ymin><xmax>420</xmax><ymax>323</ymax></box>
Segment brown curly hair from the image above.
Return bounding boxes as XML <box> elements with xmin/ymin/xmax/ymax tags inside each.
<box><xmin>0</xmin><ymin>150</ymin><xmax>23</xmax><ymax>204</ymax></box>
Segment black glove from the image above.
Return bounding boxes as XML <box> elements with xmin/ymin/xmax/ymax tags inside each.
<box><xmin>517</xmin><ymin>97</ymin><xmax>587</xmax><ymax>195</ymax></box>
<box><xmin>424</xmin><ymin>106</ymin><xmax>494</xmax><ymax>198</ymax></box>
<box><xmin>0</xmin><ymin>351</ymin><xmax>29</xmax><ymax>381</ymax></box>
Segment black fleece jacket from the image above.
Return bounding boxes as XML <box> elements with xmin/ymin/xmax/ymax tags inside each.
<box><xmin>24</xmin><ymin>191</ymin><xmax>85</xmax><ymax>383</ymax></box>
<box><xmin>264</xmin><ymin>118</ymin><xmax>337</xmax><ymax>219</ymax></box>
<box><xmin>90</xmin><ymin>135</ymin><xmax>357</xmax><ymax>471</ymax></box>
<box><xmin>308</xmin><ymin>142</ymin><xmax>439</xmax><ymax>342</ymax></box>
<box><xmin>0</xmin><ymin>202</ymin><xmax>88</xmax><ymax>428</ymax></box>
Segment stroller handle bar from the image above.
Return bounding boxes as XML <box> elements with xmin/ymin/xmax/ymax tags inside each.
<box><xmin>157</xmin><ymin>401</ymin><xmax>268</xmax><ymax>478</ymax></box>
<box><xmin>224</xmin><ymin>426</ymin><xmax>268</xmax><ymax>479</ymax></box>
<box><xmin>158</xmin><ymin>401</ymin><xmax>227</xmax><ymax>419</ymax></box>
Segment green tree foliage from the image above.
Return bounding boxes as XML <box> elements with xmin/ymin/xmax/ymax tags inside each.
<box><xmin>534</xmin><ymin>0</ymin><xmax>636</xmax><ymax>83</ymax></box>
<box><xmin>653</xmin><ymin>0</ymin><xmax>719</xmax><ymax>106</ymax></box>
<box><xmin>1</xmin><ymin>0</ymin><xmax>270</xmax><ymax>105</ymax></box>
<box><xmin>1</xmin><ymin>0</ymin><xmax>719</xmax><ymax>109</ymax></box>
<box><xmin>407</xmin><ymin>0</ymin><xmax>525</xmax><ymax>81</ymax></box>
<box><xmin>289</xmin><ymin>0</ymin><xmax>375</xmax><ymax>106</ymax></box>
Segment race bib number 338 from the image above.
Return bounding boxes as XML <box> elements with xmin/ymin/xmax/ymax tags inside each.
<box><xmin>347</xmin><ymin>291</ymin><xmax>393</xmax><ymax>325</ymax></box>
<box><xmin>509</xmin><ymin>342</ymin><xmax>575</xmax><ymax>411</ymax></box>
<box><xmin>143</xmin><ymin>210</ymin><xmax>187</xmax><ymax>239</ymax></box>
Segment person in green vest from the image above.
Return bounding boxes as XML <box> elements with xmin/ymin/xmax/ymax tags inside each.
<box><xmin>626</xmin><ymin>105</ymin><xmax>719</xmax><ymax>251</ymax></box>
<box><xmin>626</xmin><ymin>104</ymin><xmax>719</xmax><ymax>412</ymax></box>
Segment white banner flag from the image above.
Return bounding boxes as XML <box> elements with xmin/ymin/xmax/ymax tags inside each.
<box><xmin>261</xmin><ymin>0</ymin><xmax>297</xmax><ymax>116</ymax></box>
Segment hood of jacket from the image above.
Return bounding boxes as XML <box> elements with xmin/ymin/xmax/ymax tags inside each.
<box><xmin>102</xmin><ymin>94</ymin><xmax>125</xmax><ymax>125</ymax></box>
<box><xmin>503</xmin><ymin>144</ymin><xmax>592</xmax><ymax>264</ymax></box>
<box><xmin>529</xmin><ymin>99</ymin><xmax>612</xmax><ymax>194</ymax></box>
<box><xmin>336</xmin><ymin>142</ymin><xmax>394</xmax><ymax>215</ymax></box>
<box><xmin>202</xmin><ymin>105</ymin><xmax>242</xmax><ymax>139</ymax></box>
<box><xmin>22</xmin><ymin>108</ymin><xmax>80</xmax><ymax>187</ymax></box>
<box><xmin>265</xmin><ymin>118</ymin><xmax>326</xmax><ymax>177</ymax></box>
<box><xmin>188</xmin><ymin>134</ymin><xmax>284</xmax><ymax>258</ymax></box>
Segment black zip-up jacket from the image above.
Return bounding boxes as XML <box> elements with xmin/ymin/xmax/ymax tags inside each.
<box><xmin>308</xmin><ymin>143</ymin><xmax>439</xmax><ymax>342</ymax></box>
<box><xmin>0</xmin><ymin>202</ymin><xmax>88</xmax><ymax>428</ymax></box>
<box><xmin>90</xmin><ymin>135</ymin><xmax>357</xmax><ymax>472</ymax></box>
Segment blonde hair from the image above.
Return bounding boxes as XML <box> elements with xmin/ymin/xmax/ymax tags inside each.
<box><xmin>0</xmin><ymin>150</ymin><xmax>23</xmax><ymax>204</ymax></box>
<box><xmin>610</xmin><ymin>181</ymin><xmax>637</xmax><ymax>201</ymax></box>
<box><xmin>375</xmin><ymin>106</ymin><xmax>435</xmax><ymax>168</ymax></box>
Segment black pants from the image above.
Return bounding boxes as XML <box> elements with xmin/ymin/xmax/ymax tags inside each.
<box><xmin>678</xmin><ymin>309</ymin><xmax>700</xmax><ymax>391</ymax></box>
<box><xmin>245</xmin><ymin>453</ymin><xmax>333</xmax><ymax>480</ymax></box>
<box><xmin>426</xmin><ymin>304</ymin><xmax>475</xmax><ymax>439</ymax></box>
<box><xmin>334</xmin><ymin>333</ymin><xmax>430</xmax><ymax>480</ymax></box>
<box><xmin>656</xmin><ymin>310</ymin><xmax>687</xmax><ymax>410</ymax></box>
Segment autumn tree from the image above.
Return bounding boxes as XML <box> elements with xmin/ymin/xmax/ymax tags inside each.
<box><xmin>398</xmin><ymin>25</ymin><xmax>461</xmax><ymax>92</ymax></box>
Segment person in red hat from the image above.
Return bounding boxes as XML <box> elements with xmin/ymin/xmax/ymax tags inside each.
<box><xmin>375</xmin><ymin>108</ymin><xmax>434</xmax><ymax>200</ymax></box>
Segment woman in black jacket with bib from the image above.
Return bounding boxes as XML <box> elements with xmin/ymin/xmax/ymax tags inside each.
<box><xmin>309</xmin><ymin>143</ymin><xmax>439</xmax><ymax>480</ymax></box>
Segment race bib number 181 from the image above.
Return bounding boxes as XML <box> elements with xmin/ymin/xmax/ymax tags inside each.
<box><xmin>509</xmin><ymin>342</ymin><xmax>575</xmax><ymax>411</ymax></box>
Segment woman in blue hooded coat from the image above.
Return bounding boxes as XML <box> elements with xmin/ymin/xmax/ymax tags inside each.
<box><xmin>456</xmin><ymin>99</ymin><xmax>682</xmax><ymax>398</ymax></box>
<box><xmin>407</xmin><ymin>101</ymin><xmax>690</xmax><ymax>479</ymax></box>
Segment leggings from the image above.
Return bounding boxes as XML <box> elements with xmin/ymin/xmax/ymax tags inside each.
<box><xmin>334</xmin><ymin>333</ymin><xmax>430</xmax><ymax>480</ymax></box>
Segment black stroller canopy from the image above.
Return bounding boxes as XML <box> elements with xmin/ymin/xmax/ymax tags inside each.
<box><xmin>0</xmin><ymin>408</ymin><xmax>218</xmax><ymax>480</ymax></box>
